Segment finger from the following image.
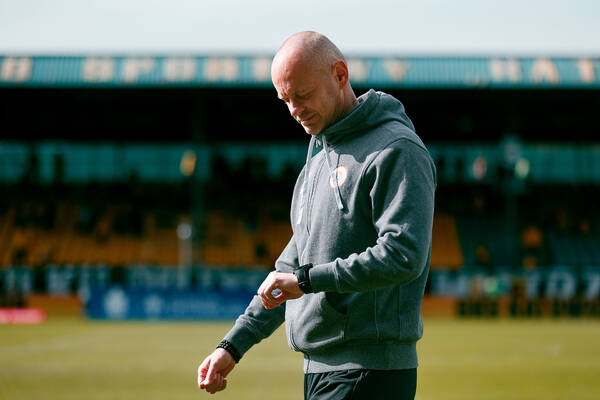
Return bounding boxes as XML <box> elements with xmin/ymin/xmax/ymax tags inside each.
<box><xmin>259</xmin><ymin>283</ymin><xmax>278</xmax><ymax>308</ymax></box>
<box><xmin>204</xmin><ymin>373</ymin><xmax>222</xmax><ymax>394</ymax></box>
<box><xmin>264</xmin><ymin>281</ymin><xmax>286</xmax><ymax>305</ymax></box>
<box><xmin>263</xmin><ymin>283</ymin><xmax>289</xmax><ymax>308</ymax></box>
<box><xmin>198</xmin><ymin>357</ymin><xmax>209</xmax><ymax>377</ymax></box>
<box><xmin>270</xmin><ymin>297</ymin><xmax>286</xmax><ymax>308</ymax></box>
<box><xmin>260</xmin><ymin>297</ymin><xmax>275</xmax><ymax>309</ymax></box>
<box><xmin>197</xmin><ymin>358</ymin><xmax>210</xmax><ymax>387</ymax></box>
<box><xmin>206</xmin><ymin>361</ymin><xmax>217</xmax><ymax>384</ymax></box>
<box><xmin>258</xmin><ymin>280</ymin><xmax>273</xmax><ymax>304</ymax></box>
<box><xmin>217</xmin><ymin>376</ymin><xmax>226</xmax><ymax>391</ymax></box>
<box><xmin>257</xmin><ymin>271</ymin><xmax>274</xmax><ymax>295</ymax></box>
<box><xmin>265</xmin><ymin>278</ymin><xmax>280</xmax><ymax>299</ymax></box>
<box><xmin>201</xmin><ymin>359</ymin><xmax>217</xmax><ymax>387</ymax></box>
<box><xmin>208</xmin><ymin>375</ymin><xmax>224</xmax><ymax>394</ymax></box>
<box><xmin>261</xmin><ymin>293</ymin><xmax>279</xmax><ymax>309</ymax></box>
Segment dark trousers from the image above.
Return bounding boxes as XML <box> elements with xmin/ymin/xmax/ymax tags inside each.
<box><xmin>304</xmin><ymin>368</ymin><xmax>417</xmax><ymax>400</ymax></box>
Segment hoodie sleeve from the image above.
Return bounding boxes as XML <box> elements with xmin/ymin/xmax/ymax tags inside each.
<box><xmin>221</xmin><ymin>235</ymin><xmax>298</xmax><ymax>359</ymax></box>
<box><xmin>309</xmin><ymin>139</ymin><xmax>436</xmax><ymax>293</ymax></box>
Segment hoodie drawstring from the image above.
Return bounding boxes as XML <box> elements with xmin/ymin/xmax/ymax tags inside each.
<box><xmin>297</xmin><ymin>135</ymin><xmax>316</xmax><ymax>225</ymax></box>
<box><xmin>322</xmin><ymin>137</ymin><xmax>344</xmax><ymax>211</ymax></box>
<box><xmin>297</xmin><ymin>135</ymin><xmax>344</xmax><ymax>225</ymax></box>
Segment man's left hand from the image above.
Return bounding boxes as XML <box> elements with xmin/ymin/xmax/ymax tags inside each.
<box><xmin>257</xmin><ymin>272</ymin><xmax>304</xmax><ymax>309</ymax></box>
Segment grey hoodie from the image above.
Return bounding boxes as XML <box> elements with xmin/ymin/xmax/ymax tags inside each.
<box><xmin>223</xmin><ymin>89</ymin><xmax>436</xmax><ymax>373</ymax></box>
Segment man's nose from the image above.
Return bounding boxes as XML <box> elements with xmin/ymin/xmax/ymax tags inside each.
<box><xmin>289</xmin><ymin>100</ymin><xmax>303</xmax><ymax>119</ymax></box>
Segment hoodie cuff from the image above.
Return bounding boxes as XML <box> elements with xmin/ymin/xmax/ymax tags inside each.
<box><xmin>308</xmin><ymin>261</ymin><xmax>338</xmax><ymax>293</ymax></box>
<box><xmin>222</xmin><ymin>324</ymin><xmax>262</xmax><ymax>360</ymax></box>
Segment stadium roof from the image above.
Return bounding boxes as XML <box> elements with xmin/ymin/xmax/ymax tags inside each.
<box><xmin>1</xmin><ymin>55</ymin><xmax>599</xmax><ymax>89</ymax></box>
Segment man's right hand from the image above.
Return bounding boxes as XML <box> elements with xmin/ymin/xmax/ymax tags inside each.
<box><xmin>197</xmin><ymin>348</ymin><xmax>236</xmax><ymax>394</ymax></box>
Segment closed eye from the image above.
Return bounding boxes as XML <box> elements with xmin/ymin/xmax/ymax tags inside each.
<box><xmin>296</xmin><ymin>91</ymin><xmax>311</xmax><ymax>100</ymax></box>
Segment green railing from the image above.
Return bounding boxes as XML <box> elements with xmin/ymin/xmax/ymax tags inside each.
<box><xmin>1</xmin><ymin>141</ymin><xmax>599</xmax><ymax>184</ymax></box>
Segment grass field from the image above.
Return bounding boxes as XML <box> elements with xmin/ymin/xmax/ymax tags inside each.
<box><xmin>1</xmin><ymin>317</ymin><xmax>600</xmax><ymax>400</ymax></box>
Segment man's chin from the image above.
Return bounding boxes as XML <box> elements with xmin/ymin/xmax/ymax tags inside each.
<box><xmin>303</xmin><ymin>125</ymin><xmax>322</xmax><ymax>135</ymax></box>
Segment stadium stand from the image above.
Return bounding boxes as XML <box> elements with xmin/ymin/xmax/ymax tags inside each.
<box><xmin>1</xmin><ymin>175</ymin><xmax>598</xmax><ymax>271</ymax></box>
<box><xmin>1</xmin><ymin>55</ymin><xmax>599</xmax><ymax>318</ymax></box>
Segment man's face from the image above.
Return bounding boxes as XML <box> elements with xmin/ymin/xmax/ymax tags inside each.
<box><xmin>272</xmin><ymin>57</ymin><xmax>342</xmax><ymax>135</ymax></box>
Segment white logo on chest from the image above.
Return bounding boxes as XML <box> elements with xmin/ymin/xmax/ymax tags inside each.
<box><xmin>329</xmin><ymin>166</ymin><xmax>348</xmax><ymax>189</ymax></box>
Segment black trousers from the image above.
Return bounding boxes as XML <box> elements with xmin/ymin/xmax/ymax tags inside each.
<box><xmin>304</xmin><ymin>368</ymin><xmax>417</xmax><ymax>400</ymax></box>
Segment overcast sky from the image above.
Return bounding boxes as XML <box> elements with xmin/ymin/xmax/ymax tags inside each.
<box><xmin>0</xmin><ymin>0</ymin><xmax>598</xmax><ymax>55</ymax></box>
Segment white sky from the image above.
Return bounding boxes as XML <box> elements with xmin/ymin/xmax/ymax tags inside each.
<box><xmin>0</xmin><ymin>0</ymin><xmax>598</xmax><ymax>55</ymax></box>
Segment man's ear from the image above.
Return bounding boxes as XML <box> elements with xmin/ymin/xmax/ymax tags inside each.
<box><xmin>332</xmin><ymin>61</ymin><xmax>349</xmax><ymax>87</ymax></box>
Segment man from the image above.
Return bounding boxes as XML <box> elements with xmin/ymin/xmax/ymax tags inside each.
<box><xmin>198</xmin><ymin>31</ymin><xmax>436</xmax><ymax>399</ymax></box>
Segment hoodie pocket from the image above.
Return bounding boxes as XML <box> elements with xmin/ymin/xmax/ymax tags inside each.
<box><xmin>287</xmin><ymin>292</ymin><xmax>347</xmax><ymax>353</ymax></box>
<box><xmin>375</xmin><ymin>287</ymin><xmax>402</xmax><ymax>341</ymax></box>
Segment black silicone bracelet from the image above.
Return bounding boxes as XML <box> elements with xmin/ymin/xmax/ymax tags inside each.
<box><xmin>216</xmin><ymin>340</ymin><xmax>241</xmax><ymax>363</ymax></box>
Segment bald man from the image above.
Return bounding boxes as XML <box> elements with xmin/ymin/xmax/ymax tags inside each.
<box><xmin>198</xmin><ymin>32</ymin><xmax>436</xmax><ymax>399</ymax></box>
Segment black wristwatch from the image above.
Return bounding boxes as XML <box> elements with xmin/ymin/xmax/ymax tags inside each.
<box><xmin>294</xmin><ymin>263</ymin><xmax>314</xmax><ymax>294</ymax></box>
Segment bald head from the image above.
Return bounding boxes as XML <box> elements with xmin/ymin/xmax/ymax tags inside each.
<box><xmin>271</xmin><ymin>31</ymin><xmax>357</xmax><ymax>135</ymax></box>
<box><xmin>272</xmin><ymin>31</ymin><xmax>345</xmax><ymax>75</ymax></box>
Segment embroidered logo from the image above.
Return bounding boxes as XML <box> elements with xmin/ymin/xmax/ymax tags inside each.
<box><xmin>329</xmin><ymin>166</ymin><xmax>348</xmax><ymax>189</ymax></box>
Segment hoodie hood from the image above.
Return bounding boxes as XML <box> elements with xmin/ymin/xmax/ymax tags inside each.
<box><xmin>318</xmin><ymin>89</ymin><xmax>416</xmax><ymax>147</ymax></box>
<box><xmin>300</xmin><ymin>89</ymin><xmax>417</xmax><ymax>215</ymax></box>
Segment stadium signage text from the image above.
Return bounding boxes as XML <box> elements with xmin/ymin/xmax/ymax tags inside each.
<box><xmin>3</xmin><ymin>265</ymin><xmax>599</xmax><ymax>319</ymax></box>
<box><xmin>3</xmin><ymin>265</ymin><xmax>599</xmax><ymax>300</ymax></box>
<box><xmin>1</xmin><ymin>56</ymin><xmax>599</xmax><ymax>88</ymax></box>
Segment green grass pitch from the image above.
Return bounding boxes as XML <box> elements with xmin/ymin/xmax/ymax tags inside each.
<box><xmin>1</xmin><ymin>317</ymin><xmax>599</xmax><ymax>399</ymax></box>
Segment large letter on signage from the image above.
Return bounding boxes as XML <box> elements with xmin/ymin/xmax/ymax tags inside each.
<box><xmin>347</xmin><ymin>59</ymin><xmax>369</xmax><ymax>83</ymax></box>
<box><xmin>204</xmin><ymin>58</ymin><xmax>239</xmax><ymax>82</ymax></box>
<box><xmin>546</xmin><ymin>267</ymin><xmax>576</xmax><ymax>300</ymax></box>
<box><xmin>383</xmin><ymin>59</ymin><xmax>409</xmax><ymax>82</ymax></box>
<box><xmin>490</xmin><ymin>58</ymin><xmax>521</xmax><ymax>83</ymax></box>
<box><xmin>531</xmin><ymin>58</ymin><xmax>559</xmax><ymax>84</ymax></box>
<box><xmin>122</xmin><ymin>58</ymin><xmax>156</xmax><ymax>83</ymax></box>
<box><xmin>252</xmin><ymin>58</ymin><xmax>271</xmax><ymax>82</ymax></box>
<box><xmin>83</xmin><ymin>57</ymin><xmax>115</xmax><ymax>82</ymax></box>
<box><xmin>577</xmin><ymin>59</ymin><xmax>596</xmax><ymax>84</ymax></box>
<box><xmin>164</xmin><ymin>58</ymin><xmax>197</xmax><ymax>82</ymax></box>
<box><xmin>1</xmin><ymin>57</ymin><xmax>32</xmax><ymax>82</ymax></box>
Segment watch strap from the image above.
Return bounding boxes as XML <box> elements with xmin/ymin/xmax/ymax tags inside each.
<box><xmin>294</xmin><ymin>263</ymin><xmax>314</xmax><ymax>294</ymax></box>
